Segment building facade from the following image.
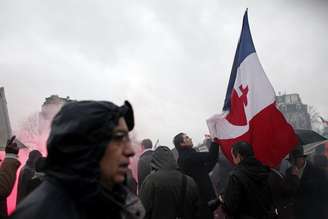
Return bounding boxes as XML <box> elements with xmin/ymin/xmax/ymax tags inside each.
<box><xmin>276</xmin><ymin>93</ymin><xmax>312</xmax><ymax>130</ymax></box>
<box><xmin>18</xmin><ymin>95</ymin><xmax>74</xmax><ymax>151</ymax></box>
<box><xmin>0</xmin><ymin>87</ymin><xmax>12</xmax><ymax>148</ymax></box>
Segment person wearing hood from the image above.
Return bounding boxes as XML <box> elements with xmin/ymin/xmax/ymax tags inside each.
<box><xmin>10</xmin><ymin>100</ymin><xmax>145</xmax><ymax>219</ymax></box>
<box><xmin>22</xmin><ymin>156</ymin><xmax>47</xmax><ymax>198</ymax></box>
<box><xmin>16</xmin><ymin>150</ymin><xmax>42</xmax><ymax>204</ymax></box>
<box><xmin>220</xmin><ymin>141</ymin><xmax>273</xmax><ymax>219</ymax></box>
<box><xmin>140</xmin><ymin>146</ymin><xmax>201</xmax><ymax>219</ymax></box>
<box><xmin>173</xmin><ymin>133</ymin><xmax>219</xmax><ymax>219</ymax></box>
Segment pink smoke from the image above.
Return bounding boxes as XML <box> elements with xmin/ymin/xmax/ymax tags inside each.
<box><xmin>6</xmin><ymin>102</ymin><xmax>63</xmax><ymax>214</ymax></box>
<box><xmin>4</xmin><ymin>142</ymin><xmax>48</xmax><ymax>214</ymax></box>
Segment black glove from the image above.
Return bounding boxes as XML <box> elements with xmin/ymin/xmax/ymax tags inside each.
<box><xmin>5</xmin><ymin>136</ymin><xmax>19</xmax><ymax>155</ymax></box>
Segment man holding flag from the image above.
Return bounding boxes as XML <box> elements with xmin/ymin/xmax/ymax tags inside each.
<box><xmin>207</xmin><ymin>10</ymin><xmax>298</xmax><ymax>168</ymax></box>
<box><xmin>207</xmin><ymin>10</ymin><xmax>299</xmax><ymax>218</ymax></box>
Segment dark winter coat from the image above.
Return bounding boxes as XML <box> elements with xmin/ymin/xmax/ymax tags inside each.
<box><xmin>11</xmin><ymin>179</ymin><xmax>144</xmax><ymax>219</ymax></box>
<box><xmin>22</xmin><ymin>157</ymin><xmax>46</xmax><ymax>199</ymax></box>
<box><xmin>25</xmin><ymin>172</ymin><xmax>45</xmax><ymax>196</ymax></box>
<box><xmin>137</xmin><ymin>150</ymin><xmax>153</xmax><ymax>192</ymax></box>
<box><xmin>140</xmin><ymin>146</ymin><xmax>201</xmax><ymax>219</ymax></box>
<box><xmin>16</xmin><ymin>150</ymin><xmax>42</xmax><ymax>204</ymax></box>
<box><xmin>286</xmin><ymin>161</ymin><xmax>328</xmax><ymax>219</ymax></box>
<box><xmin>222</xmin><ymin>157</ymin><xmax>273</xmax><ymax>219</ymax></box>
<box><xmin>177</xmin><ymin>142</ymin><xmax>219</xmax><ymax>219</ymax></box>
<box><xmin>10</xmin><ymin>101</ymin><xmax>144</xmax><ymax>219</ymax></box>
<box><xmin>16</xmin><ymin>166</ymin><xmax>34</xmax><ymax>204</ymax></box>
<box><xmin>0</xmin><ymin>158</ymin><xmax>20</xmax><ymax>219</ymax></box>
<box><xmin>268</xmin><ymin>169</ymin><xmax>298</xmax><ymax>219</ymax></box>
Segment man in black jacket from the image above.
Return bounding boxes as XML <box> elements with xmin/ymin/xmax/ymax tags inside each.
<box><xmin>220</xmin><ymin>141</ymin><xmax>273</xmax><ymax>219</ymax></box>
<box><xmin>268</xmin><ymin>165</ymin><xmax>298</xmax><ymax>219</ymax></box>
<box><xmin>173</xmin><ymin>133</ymin><xmax>219</xmax><ymax>219</ymax></box>
<box><xmin>137</xmin><ymin>139</ymin><xmax>153</xmax><ymax>192</ymax></box>
<box><xmin>140</xmin><ymin>146</ymin><xmax>200</xmax><ymax>219</ymax></box>
<box><xmin>286</xmin><ymin>146</ymin><xmax>328</xmax><ymax>219</ymax></box>
<box><xmin>10</xmin><ymin>100</ymin><xmax>144</xmax><ymax>219</ymax></box>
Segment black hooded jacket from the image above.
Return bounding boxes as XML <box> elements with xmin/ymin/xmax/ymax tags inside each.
<box><xmin>222</xmin><ymin>157</ymin><xmax>273</xmax><ymax>219</ymax></box>
<box><xmin>140</xmin><ymin>146</ymin><xmax>201</xmax><ymax>219</ymax></box>
<box><xmin>177</xmin><ymin>142</ymin><xmax>219</xmax><ymax>219</ymax></box>
<box><xmin>10</xmin><ymin>101</ymin><xmax>144</xmax><ymax>219</ymax></box>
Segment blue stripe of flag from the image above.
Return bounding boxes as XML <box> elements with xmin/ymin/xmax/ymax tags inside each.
<box><xmin>222</xmin><ymin>10</ymin><xmax>256</xmax><ymax>111</ymax></box>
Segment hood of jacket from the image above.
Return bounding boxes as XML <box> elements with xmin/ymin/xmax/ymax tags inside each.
<box><xmin>45</xmin><ymin>100</ymin><xmax>134</xmax><ymax>206</ymax></box>
<box><xmin>151</xmin><ymin>146</ymin><xmax>178</xmax><ymax>171</ymax></box>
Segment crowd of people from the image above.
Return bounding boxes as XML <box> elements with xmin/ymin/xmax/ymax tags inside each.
<box><xmin>0</xmin><ymin>100</ymin><xmax>327</xmax><ymax>219</ymax></box>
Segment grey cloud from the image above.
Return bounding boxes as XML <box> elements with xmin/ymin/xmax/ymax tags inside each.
<box><xmin>0</xmin><ymin>0</ymin><xmax>327</xmax><ymax>146</ymax></box>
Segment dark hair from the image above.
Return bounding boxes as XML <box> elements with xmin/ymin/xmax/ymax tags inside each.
<box><xmin>173</xmin><ymin>133</ymin><xmax>185</xmax><ymax>149</ymax></box>
<box><xmin>232</xmin><ymin>141</ymin><xmax>254</xmax><ymax>158</ymax></box>
<box><xmin>141</xmin><ymin>139</ymin><xmax>153</xmax><ymax>149</ymax></box>
<box><xmin>26</xmin><ymin>150</ymin><xmax>42</xmax><ymax>168</ymax></box>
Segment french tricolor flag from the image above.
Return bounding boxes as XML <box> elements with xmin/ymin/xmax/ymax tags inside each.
<box><xmin>207</xmin><ymin>10</ymin><xmax>298</xmax><ymax>167</ymax></box>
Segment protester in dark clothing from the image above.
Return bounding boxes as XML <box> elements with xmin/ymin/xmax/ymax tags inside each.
<box><xmin>286</xmin><ymin>146</ymin><xmax>328</xmax><ymax>219</ymax></box>
<box><xmin>16</xmin><ymin>150</ymin><xmax>42</xmax><ymax>204</ymax></box>
<box><xmin>10</xmin><ymin>100</ymin><xmax>144</xmax><ymax>219</ymax></box>
<box><xmin>220</xmin><ymin>141</ymin><xmax>273</xmax><ymax>219</ymax></box>
<box><xmin>0</xmin><ymin>136</ymin><xmax>21</xmax><ymax>219</ymax></box>
<box><xmin>268</xmin><ymin>166</ymin><xmax>298</xmax><ymax>219</ymax></box>
<box><xmin>174</xmin><ymin>133</ymin><xmax>219</xmax><ymax>219</ymax></box>
<box><xmin>137</xmin><ymin>139</ymin><xmax>153</xmax><ymax>193</ymax></box>
<box><xmin>22</xmin><ymin>156</ymin><xmax>46</xmax><ymax>198</ymax></box>
<box><xmin>140</xmin><ymin>146</ymin><xmax>201</xmax><ymax>219</ymax></box>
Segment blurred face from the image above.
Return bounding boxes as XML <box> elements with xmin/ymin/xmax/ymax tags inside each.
<box><xmin>181</xmin><ymin>134</ymin><xmax>193</xmax><ymax>148</ymax></box>
<box><xmin>295</xmin><ymin>157</ymin><xmax>306</xmax><ymax>169</ymax></box>
<box><xmin>99</xmin><ymin>117</ymin><xmax>135</xmax><ymax>190</ymax></box>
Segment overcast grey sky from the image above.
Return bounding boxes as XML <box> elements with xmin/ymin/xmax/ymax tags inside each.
<box><xmin>1</xmin><ymin>0</ymin><xmax>327</xmax><ymax>147</ymax></box>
